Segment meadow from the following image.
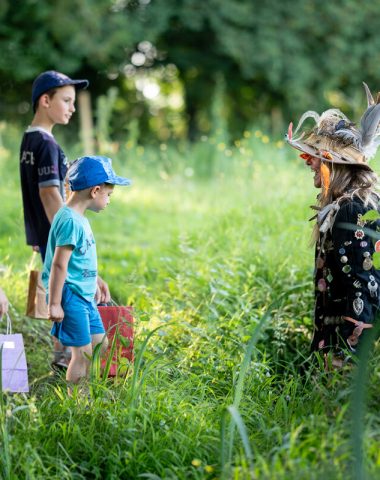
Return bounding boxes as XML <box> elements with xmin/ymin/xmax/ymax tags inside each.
<box><xmin>1</xmin><ymin>124</ymin><xmax>380</xmax><ymax>479</ymax></box>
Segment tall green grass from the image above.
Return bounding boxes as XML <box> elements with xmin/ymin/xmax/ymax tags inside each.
<box><xmin>1</xmin><ymin>124</ymin><xmax>380</xmax><ymax>479</ymax></box>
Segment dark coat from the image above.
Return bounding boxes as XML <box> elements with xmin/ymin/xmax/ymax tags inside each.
<box><xmin>312</xmin><ymin>196</ymin><xmax>380</xmax><ymax>353</ymax></box>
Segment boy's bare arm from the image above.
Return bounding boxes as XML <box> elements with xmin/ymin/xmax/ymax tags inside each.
<box><xmin>96</xmin><ymin>275</ymin><xmax>111</xmax><ymax>303</ymax></box>
<box><xmin>39</xmin><ymin>186</ymin><xmax>64</xmax><ymax>223</ymax></box>
<box><xmin>48</xmin><ymin>245</ymin><xmax>73</xmax><ymax>322</ymax></box>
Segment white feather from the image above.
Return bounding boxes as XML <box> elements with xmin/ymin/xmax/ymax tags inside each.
<box><xmin>293</xmin><ymin>110</ymin><xmax>320</xmax><ymax>139</ymax></box>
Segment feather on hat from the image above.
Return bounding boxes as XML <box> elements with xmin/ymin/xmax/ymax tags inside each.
<box><xmin>285</xmin><ymin>83</ymin><xmax>380</xmax><ymax>171</ymax></box>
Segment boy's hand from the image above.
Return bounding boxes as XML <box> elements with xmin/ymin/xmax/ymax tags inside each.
<box><xmin>49</xmin><ymin>303</ymin><xmax>64</xmax><ymax>322</ymax></box>
<box><xmin>96</xmin><ymin>276</ymin><xmax>111</xmax><ymax>304</ymax></box>
<box><xmin>0</xmin><ymin>287</ymin><xmax>9</xmax><ymax>316</ymax></box>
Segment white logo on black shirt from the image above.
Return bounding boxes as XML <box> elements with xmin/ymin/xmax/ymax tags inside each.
<box><xmin>20</xmin><ymin>151</ymin><xmax>35</xmax><ymax>165</ymax></box>
<box><xmin>38</xmin><ymin>165</ymin><xmax>58</xmax><ymax>176</ymax></box>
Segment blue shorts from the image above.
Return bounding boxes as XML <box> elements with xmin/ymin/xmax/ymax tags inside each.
<box><xmin>50</xmin><ymin>284</ymin><xmax>105</xmax><ymax>347</ymax></box>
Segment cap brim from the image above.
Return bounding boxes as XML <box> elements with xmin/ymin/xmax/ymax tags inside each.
<box><xmin>69</xmin><ymin>79</ymin><xmax>89</xmax><ymax>90</ymax></box>
<box><xmin>108</xmin><ymin>176</ymin><xmax>132</xmax><ymax>186</ymax></box>
<box><xmin>286</xmin><ymin>137</ymin><xmax>373</xmax><ymax>171</ymax></box>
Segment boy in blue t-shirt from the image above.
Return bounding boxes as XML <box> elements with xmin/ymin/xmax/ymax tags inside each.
<box><xmin>42</xmin><ymin>156</ymin><xmax>131</xmax><ymax>385</ymax></box>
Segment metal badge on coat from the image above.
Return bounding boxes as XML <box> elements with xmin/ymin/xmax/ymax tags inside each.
<box><xmin>353</xmin><ymin>293</ymin><xmax>364</xmax><ymax>316</ymax></box>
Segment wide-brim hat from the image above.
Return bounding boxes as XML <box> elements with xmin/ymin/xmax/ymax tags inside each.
<box><xmin>285</xmin><ymin>83</ymin><xmax>380</xmax><ymax>171</ymax></box>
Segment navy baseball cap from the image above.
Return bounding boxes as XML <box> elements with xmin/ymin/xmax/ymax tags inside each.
<box><xmin>32</xmin><ymin>70</ymin><xmax>89</xmax><ymax>110</ymax></box>
<box><xmin>68</xmin><ymin>156</ymin><xmax>132</xmax><ymax>191</ymax></box>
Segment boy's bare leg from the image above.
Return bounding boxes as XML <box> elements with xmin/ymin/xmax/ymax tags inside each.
<box><xmin>52</xmin><ymin>337</ymin><xmax>71</xmax><ymax>367</ymax></box>
<box><xmin>66</xmin><ymin>336</ymin><xmax>107</xmax><ymax>396</ymax></box>
<box><xmin>66</xmin><ymin>344</ymin><xmax>92</xmax><ymax>384</ymax></box>
<box><xmin>92</xmin><ymin>333</ymin><xmax>109</xmax><ymax>356</ymax></box>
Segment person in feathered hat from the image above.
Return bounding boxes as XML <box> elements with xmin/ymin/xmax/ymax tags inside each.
<box><xmin>286</xmin><ymin>83</ymin><xmax>380</xmax><ymax>369</ymax></box>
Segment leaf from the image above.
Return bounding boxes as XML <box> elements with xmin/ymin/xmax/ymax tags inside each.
<box><xmin>138</xmin><ymin>474</ymin><xmax>162</xmax><ymax>480</ymax></box>
<box><xmin>373</xmin><ymin>252</ymin><xmax>380</xmax><ymax>269</ymax></box>
<box><xmin>361</xmin><ymin>210</ymin><xmax>380</xmax><ymax>222</ymax></box>
<box><xmin>119</xmin><ymin>336</ymin><xmax>131</xmax><ymax>348</ymax></box>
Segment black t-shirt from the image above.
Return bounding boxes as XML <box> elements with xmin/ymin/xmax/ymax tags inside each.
<box><xmin>19</xmin><ymin>127</ymin><xmax>68</xmax><ymax>246</ymax></box>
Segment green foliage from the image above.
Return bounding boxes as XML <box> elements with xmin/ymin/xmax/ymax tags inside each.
<box><xmin>2</xmin><ymin>1</ymin><xmax>380</xmax><ymax>138</ymax></box>
<box><xmin>96</xmin><ymin>87</ymin><xmax>119</xmax><ymax>148</ymax></box>
<box><xmin>0</xmin><ymin>0</ymin><xmax>142</xmax><ymax>117</ymax></box>
<box><xmin>137</xmin><ymin>0</ymin><xmax>380</xmax><ymax>135</ymax></box>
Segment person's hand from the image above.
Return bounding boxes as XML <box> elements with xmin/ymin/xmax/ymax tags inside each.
<box><xmin>32</xmin><ymin>245</ymin><xmax>40</xmax><ymax>253</ymax></box>
<box><xmin>48</xmin><ymin>303</ymin><xmax>64</xmax><ymax>322</ymax></box>
<box><xmin>0</xmin><ymin>288</ymin><xmax>9</xmax><ymax>317</ymax></box>
<box><xmin>96</xmin><ymin>276</ymin><xmax>111</xmax><ymax>304</ymax></box>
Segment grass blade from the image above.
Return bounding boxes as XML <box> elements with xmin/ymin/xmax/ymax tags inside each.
<box><xmin>227</xmin><ymin>405</ymin><xmax>254</xmax><ymax>469</ymax></box>
<box><xmin>350</xmin><ymin>320</ymin><xmax>380</xmax><ymax>480</ymax></box>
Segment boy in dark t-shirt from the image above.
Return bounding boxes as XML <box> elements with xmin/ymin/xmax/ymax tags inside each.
<box><xmin>20</xmin><ymin>71</ymin><xmax>111</xmax><ymax>368</ymax></box>
<box><xmin>20</xmin><ymin>71</ymin><xmax>88</xmax><ymax>259</ymax></box>
<box><xmin>20</xmin><ymin>126</ymin><xmax>68</xmax><ymax>254</ymax></box>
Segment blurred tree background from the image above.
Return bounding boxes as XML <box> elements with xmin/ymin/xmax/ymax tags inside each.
<box><xmin>1</xmin><ymin>0</ymin><xmax>380</xmax><ymax>144</ymax></box>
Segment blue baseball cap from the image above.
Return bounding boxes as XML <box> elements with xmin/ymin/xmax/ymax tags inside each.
<box><xmin>68</xmin><ymin>156</ymin><xmax>132</xmax><ymax>191</ymax></box>
<box><xmin>32</xmin><ymin>70</ymin><xmax>89</xmax><ymax>110</ymax></box>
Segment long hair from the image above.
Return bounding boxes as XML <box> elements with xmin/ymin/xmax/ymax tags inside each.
<box><xmin>320</xmin><ymin>162</ymin><xmax>379</xmax><ymax>208</ymax></box>
<box><xmin>312</xmin><ymin>162</ymin><xmax>379</xmax><ymax>242</ymax></box>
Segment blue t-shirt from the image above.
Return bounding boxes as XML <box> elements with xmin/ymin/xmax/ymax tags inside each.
<box><xmin>42</xmin><ymin>206</ymin><xmax>97</xmax><ymax>302</ymax></box>
<box><xmin>19</xmin><ymin>126</ymin><xmax>68</xmax><ymax>246</ymax></box>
